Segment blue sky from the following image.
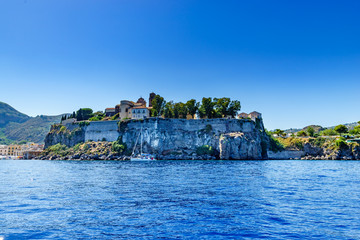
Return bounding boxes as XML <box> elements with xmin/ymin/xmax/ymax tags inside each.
<box><xmin>1</xmin><ymin>0</ymin><xmax>359</xmax><ymax>130</ymax></box>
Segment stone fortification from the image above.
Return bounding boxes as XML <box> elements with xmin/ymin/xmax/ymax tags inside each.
<box><xmin>45</xmin><ymin>118</ymin><xmax>269</xmax><ymax>160</ymax></box>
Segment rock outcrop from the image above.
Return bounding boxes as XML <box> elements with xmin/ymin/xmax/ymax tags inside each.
<box><xmin>44</xmin><ymin>118</ymin><xmax>269</xmax><ymax>160</ymax></box>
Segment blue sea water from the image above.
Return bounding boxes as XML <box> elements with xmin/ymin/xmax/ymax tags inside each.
<box><xmin>1</xmin><ymin>160</ymin><xmax>360</xmax><ymax>240</ymax></box>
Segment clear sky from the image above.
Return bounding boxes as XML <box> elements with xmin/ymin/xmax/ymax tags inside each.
<box><xmin>1</xmin><ymin>0</ymin><xmax>359</xmax><ymax>130</ymax></box>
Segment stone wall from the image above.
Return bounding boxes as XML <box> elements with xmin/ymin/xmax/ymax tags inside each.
<box><xmin>84</xmin><ymin>121</ymin><xmax>119</xmax><ymax>142</ymax></box>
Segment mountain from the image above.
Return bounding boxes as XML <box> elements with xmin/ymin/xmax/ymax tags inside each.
<box><xmin>0</xmin><ymin>101</ymin><xmax>62</xmax><ymax>144</ymax></box>
<box><xmin>0</xmin><ymin>101</ymin><xmax>30</xmax><ymax>127</ymax></box>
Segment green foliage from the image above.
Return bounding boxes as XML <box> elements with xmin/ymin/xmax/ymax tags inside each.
<box><xmin>173</xmin><ymin>102</ymin><xmax>187</xmax><ymax>119</ymax></box>
<box><xmin>112</xmin><ymin>137</ymin><xmax>127</xmax><ymax>154</ymax></box>
<box><xmin>78</xmin><ymin>121</ymin><xmax>90</xmax><ymax>127</ymax></box>
<box><xmin>185</xmin><ymin>99</ymin><xmax>199</xmax><ymax>118</ymax></box>
<box><xmin>198</xmin><ymin>97</ymin><xmax>216</xmax><ymax>119</ymax></box>
<box><xmin>309</xmin><ymin>137</ymin><xmax>326</xmax><ymax>147</ymax></box>
<box><xmin>267</xmin><ymin>133</ymin><xmax>285</xmax><ymax>152</ymax></box>
<box><xmin>320</xmin><ymin>128</ymin><xmax>337</xmax><ymax>136</ymax></box>
<box><xmin>89</xmin><ymin>111</ymin><xmax>105</xmax><ymax>121</ymax></box>
<box><xmin>110</xmin><ymin>113</ymin><xmax>119</xmax><ymax>120</ymax></box>
<box><xmin>335</xmin><ymin>137</ymin><xmax>347</xmax><ymax>149</ymax></box>
<box><xmin>76</xmin><ymin>108</ymin><xmax>94</xmax><ymax>121</ymax></box>
<box><xmin>349</xmin><ymin>126</ymin><xmax>360</xmax><ymax>135</ymax></box>
<box><xmin>47</xmin><ymin>143</ymin><xmax>67</xmax><ymax>153</ymax></box>
<box><xmin>164</xmin><ymin>101</ymin><xmax>174</xmax><ymax>118</ymax></box>
<box><xmin>297</xmin><ymin>130</ymin><xmax>307</xmax><ymax>137</ymax></box>
<box><xmin>307</xmin><ymin>127</ymin><xmax>315</xmax><ymax>137</ymax></box>
<box><xmin>334</xmin><ymin>125</ymin><xmax>348</xmax><ymax>135</ymax></box>
<box><xmin>196</xmin><ymin>145</ymin><xmax>214</xmax><ymax>156</ymax></box>
<box><xmin>151</xmin><ymin>95</ymin><xmax>166</xmax><ymax>117</ymax></box>
<box><xmin>273</xmin><ymin>129</ymin><xmax>286</xmax><ymax>137</ymax></box>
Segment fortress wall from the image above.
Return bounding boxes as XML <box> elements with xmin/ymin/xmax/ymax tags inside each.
<box><xmin>84</xmin><ymin>121</ymin><xmax>120</xmax><ymax>142</ymax></box>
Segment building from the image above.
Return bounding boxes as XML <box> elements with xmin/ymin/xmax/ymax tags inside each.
<box><xmin>8</xmin><ymin>145</ymin><xmax>21</xmax><ymax>156</ymax></box>
<box><xmin>149</xmin><ymin>92</ymin><xmax>156</xmax><ymax>107</ymax></box>
<box><xmin>105</xmin><ymin>108</ymin><xmax>116</xmax><ymax>117</ymax></box>
<box><xmin>249</xmin><ymin>111</ymin><xmax>262</xmax><ymax>121</ymax></box>
<box><xmin>0</xmin><ymin>145</ymin><xmax>8</xmax><ymax>156</ymax></box>
<box><xmin>131</xmin><ymin>107</ymin><xmax>151</xmax><ymax>119</ymax></box>
<box><xmin>238</xmin><ymin>112</ymin><xmax>249</xmax><ymax>119</ymax></box>
<box><xmin>105</xmin><ymin>94</ymin><xmax>155</xmax><ymax>120</ymax></box>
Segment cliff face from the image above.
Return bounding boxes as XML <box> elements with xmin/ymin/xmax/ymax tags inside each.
<box><xmin>44</xmin><ymin>118</ymin><xmax>269</xmax><ymax>160</ymax></box>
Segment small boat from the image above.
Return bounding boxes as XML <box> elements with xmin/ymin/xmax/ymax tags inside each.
<box><xmin>130</xmin><ymin>126</ymin><xmax>156</xmax><ymax>161</ymax></box>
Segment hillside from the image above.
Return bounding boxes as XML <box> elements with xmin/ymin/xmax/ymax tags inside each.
<box><xmin>3</xmin><ymin>115</ymin><xmax>62</xmax><ymax>143</ymax></box>
<box><xmin>0</xmin><ymin>101</ymin><xmax>30</xmax><ymax>127</ymax></box>
<box><xmin>0</xmin><ymin>101</ymin><xmax>62</xmax><ymax>144</ymax></box>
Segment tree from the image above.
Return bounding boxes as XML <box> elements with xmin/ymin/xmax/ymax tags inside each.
<box><xmin>198</xmin><ymin>97</ymin><xmax>215</xmax><ymax>119</ymax></box>
<box><xmin>214</xmin><ymin>97</ymin><xmax>230</xmax><ymax>118</ymax></box>
<box><xmin>307</xmin><ymin>127</ymin><xmax>315</xmax><ymax>137</ymax></box>
<box><xmin>334</xmin><ymin>125</ymin><xmax>348</xmax><ymax>135</ymax></box>
<box><xmin>349</xmin><ymin>125</ymin><xmax>360</xmax><ymax>135</ymax></box>
<box><xmin>173</xmin><ymin>102</ymin><xmax>187</xmax><ymax>119</ymax></box>
<box><xmin>151</xmin><ymin>95</ymin><xmax>166</xmax><ymax>117</ymax></box>
<box><xmin>227</xmin><ymin>100</ymin><xmax>241</xmax><ymax>118</ymax></box>
<box><xmin>164</xmin><ymin>101</ymin><xmax>174</xmax><ymax>118</ymax></box>
<box><xmin>76</xmin><ymin>108</ymin><xmax>94</xmax><ymax>121</ymax></box>
<box><xmin>297</xmin><ymin>130</ymin><xmax>307</xmax><ymax>137</ymax></box>
<box><xmin>185</xmin><ymin>99</ymin><xmax>199</xmax><ymax>118</ymax></box>
<box><xmin>274</xmin><ymin>129</ymin><xmax>286</xmax><ymax>137</ymax></box>
<box><xmin>320</xmin><ymin>128</ymin><xmax>337</xmax><ymax>136</ymax></box>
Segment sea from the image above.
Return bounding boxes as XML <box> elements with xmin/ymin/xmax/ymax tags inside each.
<box><xmin>1</xmin><ymin>160</ymin><xmax>360</xmax><ymax>239</ymax></box>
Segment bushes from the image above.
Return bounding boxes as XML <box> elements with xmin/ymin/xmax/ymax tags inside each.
<box><xmin>335</xmin><ymin>137</ymin><xmax>347</xmax><ymax>149</ymax></box>
<box><xmin>47</xmin><ymin>143</ymin><xmax>67</xmax><ymax>154</ymax></box>
<box><xmin>196</xmin><ymin>145</ymin><xmax>214</xmax><ymax>156</ymax></box>
<box><xmin>112</xmin><ymin>137</ymin><xmax>127</xmax><ymax>154</ymax></box>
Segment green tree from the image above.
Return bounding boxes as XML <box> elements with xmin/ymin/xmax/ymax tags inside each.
<box><xmin>297</xmin><ymin>130</ymin><xmax>307</xmax><ymax>137</ymax></box>
<box><xmin>76</xmin><ymin>108</ymin><xmax>94</xmax><ymax>121</ymax></box>
<box><xmin>164</xmin><ymin>101</ymin><xmax>174</xmax><ymax>118</ymax></box>
<box><xmin>214</xmin><ymin>97</ymin><xmax>230</xmax><ymax>117</ymax></box>
<box><xmin>349</xmin><ymin>125</ymin><xmax>360</xmax><ymax>135</ymax></box>
<box><xmin>227</xmin><ymin>100</ymin><xmax>241</xmax><ymax>118</ymax></box>
<box><xmin>185</xmin><ymin>99</ymin><xmax>199</xmax><ymax>118</ymax></box>
<box><xmin>173</xmin><ymin>102</ymin><xmax>187</xmax><ymax>118</ymax></box>
<box><xmin>334</xmin><ymin>125</ymin><xmax>348</xmax><ymax>135</ymax></box>
<box><xmin>274</xmin><ymin>129</ymin><xmax>286</xmax><ymax>137</ymax></box>
<box><xmin>151</xmin><ymin>95</ymin><xmax>166</xmax><ymax>117</ymax></box>
<box><xmin>307</xmin><ymin>127</ymin><xmax>315</xmax><ymax>137</ymax></box>
<box><xmin>320</xmin><ymin>128</ymin><xmax>337</xmax><ymax>136</ymax></box>
<box><xmin>198</xmin><ymin>97</ymin><xmax>215</xmax><ymax>119</ymax></box>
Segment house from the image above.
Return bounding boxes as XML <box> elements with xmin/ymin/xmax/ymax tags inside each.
<box><xmin>105</xmin><ymin>108</ymin><xmax>116</xmax><ymax>117</ymax></box>
<box><xmin>131</xmin><ymin>107</ymin><xmax>151</xmax><ymax>119</ymax></box>
<box><xmin>248</xmin><ymin>111</ymin><xmax>262</xmax><ymax>121</ymax></box>
<box><xmin>238</xmin><ymin>112</ymin><xmax>249</xmax><ymax>119</ymax></box>
<box><xmin>0</xmin><ymin>145</ymin><xmax>8</xmax><ymax>156</ymax></box>
<box><xmin>105</xmin><ymin>94</ymin><xmax>156</xmax><ymax>120</ymax></box>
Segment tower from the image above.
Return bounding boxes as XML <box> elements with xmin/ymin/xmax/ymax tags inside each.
<box><xmin>149</xmin><ymin>92</ymin><xmax>156</xmax><ymax>107</ymax></box>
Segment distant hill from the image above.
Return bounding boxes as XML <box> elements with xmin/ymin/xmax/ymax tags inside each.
<box><xmin>281</xmin><ymin>122</ymin><xmax>359</xmax><ymax>134</ymax></box>
<box><xmin>0</xmin><ymin>101</ymin><xmax>30</xmax><ymax>127</ymax></box>
<box><xmin>0</xmin><ymin>101</ymin><xmax>62</xmax><ymax>144</ymax></box>
<box><xmin>3</xmin><ymin>115</ymin><xmax>62</xmax><ymax>143</ymax></box>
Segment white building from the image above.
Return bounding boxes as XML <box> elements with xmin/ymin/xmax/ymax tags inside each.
<box><xmin>131</xmin><ymin>107</ymin><xmax>151</xmax><ymax>120</ymax></box>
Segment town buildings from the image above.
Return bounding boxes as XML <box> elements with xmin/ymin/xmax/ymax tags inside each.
<box><xmin>0</xmin><ymin>143</ymin><xmax>44</xmax><ymax>159</ymax></box>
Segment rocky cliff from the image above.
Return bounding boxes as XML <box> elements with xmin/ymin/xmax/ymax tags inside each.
<box><xmin>44</xmin><ymin>118</ymin><xmax>269</xmax><ymax>160</ymax></box>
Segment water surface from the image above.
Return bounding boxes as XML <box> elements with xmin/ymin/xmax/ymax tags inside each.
<box><xmin>1</xmin><ymin>160</ymin><xmax>360</xmax><ymax>239</ymax></box>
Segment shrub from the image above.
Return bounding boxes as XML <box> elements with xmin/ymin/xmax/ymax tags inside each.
<box><xmin>297</xmin><ymin>130</ymin><xmax>307</xmax><ymax>137</ymax></box>
<box><xmin>320</xmin><ymin>128</ymin><xmax>337</xmax><ymax>136</ymax></box>
<box><xmin>112</xmin><ymin>137</ymin><xmax>127</xmax><ymax>154</ymax></box>
<box><xmin>335</xmin><ymin>137</ymin><xmax>347</xmax><ymax>149</ymax></box>
<box><xmin>48</xmin><ymin>143</ymin><xmax>67</xmax><ymax>154</ymax></box>
<box><xmin>196</xmin><ymin>145</ymin><xmax>214</xmax><ymax>155</ymax></box>
<box><xmin>111</xmin><ymin>113</ymin><xmax>119</xmax><ymax>120</ymax></box>
<box><xmin>204</xmin><ymin>124</ymin><xmax>213</xmax><ymax>133</ymax></box>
